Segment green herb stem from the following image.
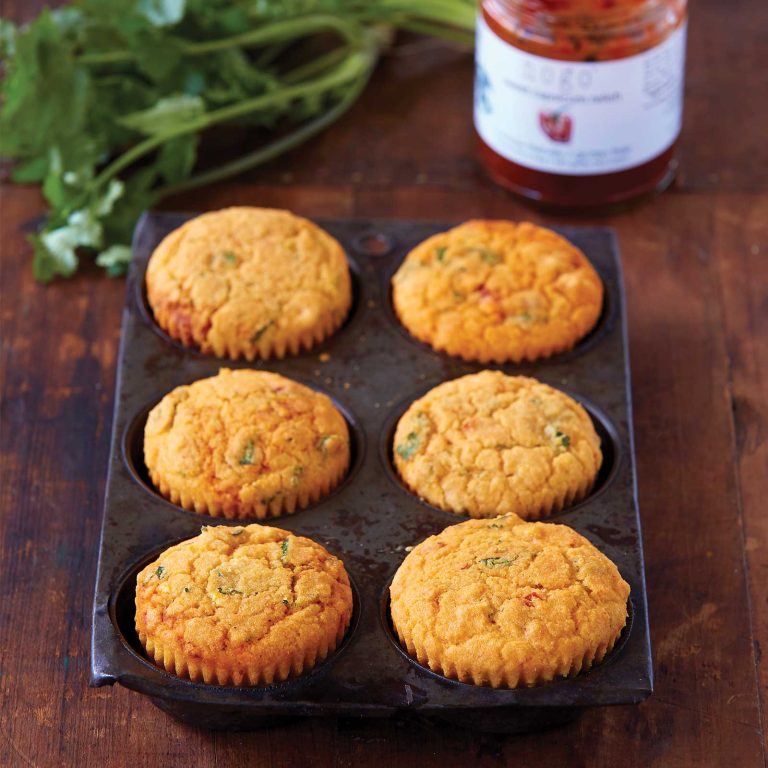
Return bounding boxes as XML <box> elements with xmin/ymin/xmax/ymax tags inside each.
<box><xmin>92</xmin><ymin>50</ymin><xmax>373</xmax><ymax>194</ymax></box>
<box><xmin>156</xmin><ymin>64</ymin><xmax>373</xmax><ymax>198</ymax></box>
<box><xmin>78</xmin><ymin>15</ymin><xmax>364</xmax><ymax>66</ymax></box>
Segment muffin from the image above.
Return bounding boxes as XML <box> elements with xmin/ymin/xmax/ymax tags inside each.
<box><xmin>136</xmin><ymin>524</ymin><xmax>354</xmax><ymax>685</ymax></box>
<box><xmin>393</xmin><ymin>371</ymin><xmax>601</xmax><ymax>519</ymax></box>
<box><xmin>390</xmin><ymin>515</ymin><xmax>629</xmax><ymax>688</ymax></box>
<box><xmin>146</xmin><ymin>207</ymin><xmax>352</xmax><ymax>360</ymax></box>
<box><xmin>392</xmin><ymin>220</ymin><xmax>603</xmax><ymax>363</ymax></box>
<box><xmin>144</xmin><ymin>368</ymin><xmax>350</xmax><ymax>519</ymax></box>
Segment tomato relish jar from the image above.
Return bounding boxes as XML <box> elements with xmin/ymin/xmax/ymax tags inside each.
<box><xmin>474</xmin><ymin>0</ymin><xmax>688</xmax><ymax>208</ymax></box>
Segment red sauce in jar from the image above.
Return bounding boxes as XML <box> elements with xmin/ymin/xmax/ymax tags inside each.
<box><xmin>474</xmin><ymin>0</ymin><xmax>688</xmax><ymax>208</ymax></box>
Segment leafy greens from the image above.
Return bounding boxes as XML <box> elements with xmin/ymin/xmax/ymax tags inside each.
<box><xmin>0</xmin><ymin>0</ymin><xmax>475</xmax><ymax>281</ymax></box>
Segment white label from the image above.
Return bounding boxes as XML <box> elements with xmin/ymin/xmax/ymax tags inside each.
<box><xmin>474</xmin><ymin>16</ymin><xmax>687</xmax><ymax>175</ymax></box>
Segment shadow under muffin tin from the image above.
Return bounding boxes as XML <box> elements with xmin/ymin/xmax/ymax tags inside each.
<box><xmin>91</xmin><ymin>213</ymin><xmax>652</xmax><ymax>733</ymax></box>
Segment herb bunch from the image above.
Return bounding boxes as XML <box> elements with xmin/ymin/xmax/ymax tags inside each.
<box><xmin>0</xmin><ymin>0</ymin><xmax>475</xmax><ymax>281</ymax></box>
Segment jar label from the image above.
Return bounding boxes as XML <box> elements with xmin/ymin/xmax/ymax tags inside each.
<box><xmin>474</xmin><ymin>17</ymin><xmax>687</xmax><ymax>176</ymax></box>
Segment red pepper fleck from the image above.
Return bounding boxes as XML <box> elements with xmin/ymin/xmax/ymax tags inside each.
<box><xmin>523</xmin><ymin>592</ymin><xmax>544</xmax><ymax>608</ymax></box>
<box><xmin>477</xmin><ymin>283</ymin><xmax>500</xmax><ymax>302</ymax></box>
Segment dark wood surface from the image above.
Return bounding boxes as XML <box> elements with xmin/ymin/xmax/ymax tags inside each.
<box><xmin>1</xmin><ymin>1</ymin><xmax>766</xmax><ymax>765</ymax></box>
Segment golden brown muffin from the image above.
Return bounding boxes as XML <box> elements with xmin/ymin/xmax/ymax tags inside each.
<box><xmin>146</xmin><ymin>207</ymin><xmax>352</xmax><ymax>360</ymax></box>
<box><xmin>393</xmin><ymin>371</ymin><xmax>601</xmax><ymax>519</ymax></box>
<box><xmin>390</xmin><ymin>515</ymin><xmax>629</xmax><ymax>688</ymax></box>
<box><xmin>136</xmin><ymin>524</ymin><xmax>354</xmax><ymax>685</ymax></box>
<box><xmin>392</xmin><ymin>220</ymin><xmax>603</xmax><ymax>363</ymax></box>
<box><xmin>144</xmin><ymin>368</ymin><xmax>350</xmax><ymax>519</ymax></box>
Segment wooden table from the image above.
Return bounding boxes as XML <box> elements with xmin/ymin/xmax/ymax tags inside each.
<box><xmin>1</xmin><ymin>1</ymin><xmax>766</xmax><ymax>765</ymax></box>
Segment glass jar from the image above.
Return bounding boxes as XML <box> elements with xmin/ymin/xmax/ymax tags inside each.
<box><xmin>474</xmin><ymin>0</ymin><xmax>688</xmax><ymax>209</ymax></box>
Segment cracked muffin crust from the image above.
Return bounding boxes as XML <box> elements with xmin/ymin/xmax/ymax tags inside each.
<box><xmin>135</xmin><ymin>524</ymin><xmax>354</xmax><ymax>685</ymax></box>
<box><xmin>390</xmin><ymin>515</ymin><xmax>629</xmax><ymax>688</ymax></box>
<box><xmin>144</xmin><ymin>368</ymin><xmax>350</xmax><ymax>519</ymax></box>
<box><xmin>393</xmin><ymin>371</ymin><xmax>601</xmax><ymax>519</ymax></box>
<box><xmin>146</xmin><ymin>207</ymin><xmax>352</xmax><ymax>360</ymax></box>
<box><xmin>391</xmin><ymin>220</ymin><xmax>603</xmax><ymax>363</ymax></box>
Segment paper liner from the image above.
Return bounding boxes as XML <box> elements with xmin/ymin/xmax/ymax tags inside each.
<box><xmin>396</xmin><ymin>461</ymin><xmax>599</xmax><ymax>521</ymax></box>
<box><xmin>152</xmin><ymin>297</ymin><xmax>350</xmax><ymax>362</ymax></box>
<box><xmin>148</xmin><ymin>460</ymin><xmax>349</xmax><ymax>520</ymax></box>
<box><xmin>392</xmin><ymin>303</ymin><xmax>599</xmax><ymax>365</ymax></box>
<box><xmin>393</xmin><ymin>621</ymin><xmax>625</xmax><ymax>689</ymax></box>
<box><xmin>137</xmin><ymin>611</ymin><xmax>351</xmax><ymax>686</ymax></box>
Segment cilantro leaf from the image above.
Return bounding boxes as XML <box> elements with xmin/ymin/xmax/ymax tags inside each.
<box><xmin>118</xmin><ymin>95</ymin><xmax>205</xmax><ymax>136</ymax></box>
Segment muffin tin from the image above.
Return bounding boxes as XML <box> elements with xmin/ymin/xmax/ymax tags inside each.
<box><xmin>90</xmin><ymin>212</ymin><xmax>652</xmax><ymax>732</ymax></box>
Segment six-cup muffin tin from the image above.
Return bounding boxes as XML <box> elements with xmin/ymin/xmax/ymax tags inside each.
<box><xmin>90</xmin><ymin>213</ymin><xmax>652</xmax><ymax>733</ymax></box>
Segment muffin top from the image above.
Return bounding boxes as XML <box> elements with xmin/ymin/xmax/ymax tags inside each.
<box><xmin>136</xmin><ymin>524</ymin><xmax>353</xmax><ymax>677</ymax></box>
<box><xmin>146</xmin><ymin>207</ymin><xmax>351</xmax><ymax>359</ymax></box>
<box><xmin>392</xmin><ymin>220</ymin><xmax>603</xmax><ymax>363</ymax></box>
<box><xmin>144</xmin><ymin>368</ymin><xmax>349</xmax><ymax>517</ymax></box>
<box><xmin>390</xmin><ymin>515</ymin><xmax>629</xmax><ymax>687</ymax></box>
<box><xmin>393</xmin><ymin>371</ymin><xmax>601</xmax><ymax>519</ymax></box>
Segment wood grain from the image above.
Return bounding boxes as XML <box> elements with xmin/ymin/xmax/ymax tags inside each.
<box><xmin>1</xmin><ymin>0</ymin><xmax>766</xmax><ymax>765</ymax></box>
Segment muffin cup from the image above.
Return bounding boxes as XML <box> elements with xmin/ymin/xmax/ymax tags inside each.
<box><xmin>149</xmin><ymin>461</ymin><xmax>349</xmax><ymax>520</ymax></box>
<box><xmin>397</xmin><ymin>470</ymin><xmax>596</xmax><ymax>521</ymax></box>
<box><xmin>392</xmin><ymin>622</ymin><xmax>625</xmax><ymax>689</ymax></box>
<box><xmin>154</xmin><ymin>301</ymin><xmax>350</xmax><ymax>362</ymax></box>
<box><xmin>138</xmin><ymin>612</ymin><xmax>350</xmax><ymax>686</ymax></box>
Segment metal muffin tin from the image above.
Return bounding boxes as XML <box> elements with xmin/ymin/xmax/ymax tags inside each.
<box><xmin>91</xmin><ymin>212</ymin><xmax>653</xmax><ymax>732</ymax></box>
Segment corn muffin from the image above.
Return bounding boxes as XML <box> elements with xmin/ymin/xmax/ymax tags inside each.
<box><xmin>393</xmin><ymin>371</ymin><xmax>601</xmax><ymax>519</ymax></box>
<box><xmin>146</xmin><ymin>207</ymin><xmax>352</xmax><ymax>360</ymax></box>
<box><xmin>136</xmin><ymin>524</ymin><xmax>354</xmax><ymax>685</ymax></box>
<box><xmin>144</xmin><ymin>368</ymin><xmax>350</xmax><ymax>519</ymax></box>
<box><xmin>392</xmin><ymin>220</ymin><xmax>603</xmax><ymax>363</ymax></box>
<box><xmin>390</xmin><ymin>515</ymin><xmax>629</xmax><ymax>688</ymax></box>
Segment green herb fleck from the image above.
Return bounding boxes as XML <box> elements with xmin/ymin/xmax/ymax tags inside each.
<box><xmin>478</xmin><ymin>556</ymin><xmax>514</xmax><ymax>568</ymax></box>
<box><xmin>250</xmin><ymin>320</ymin><xmax>274</xmax><ymax>345</ymax></box>
<box><xmin>452</xmin><ymin>291</ymin><xmax>466</xmax><ymax>302</ymax></box>
<box><xmin>468</xmin><ymin>247</ymin><xmax>501</xmax><ymax>265</ymax></box>
<box><xmin>239</xmin><ymin>440</ymin><xmax>255</xmax><ymax>465</ymax></box>
<box><xmin>282</xmin><ymin>598</ymin><xmax>290</xmax><ymax>606</ymax></box>
<box><xmin>221</xmin><ymin>250</ymin><xmax>237</xmax><ymax>264</ymax></box>
<box><xmin>545</xmin><ymin>424</ymin><xmax>571</xmax><ymax>452</ymax></box>
<box><xmin>217</xmin><ymin>586</ymin><xmax>243</xmax><ymax>596</ymax></box>
<box><xmin>183</xmin><ymin>586</ymin><xmax>192</xmax><ymax>593</ymax></box>
<box><xmin>317</xmin><ymin>435</ymin><xmax>333</xmax><ymax>458</ymax></box>
<box><xmin>231</xmin><ymin>528</ymin><xmax>244</xmax><ymax>536</ymax></box>
<box><xmin>487</xmin><ymin>523</ymin><xmax>504</xmax><ymax>529</ymax></box>
<box><xmin>395</xmin><ymin>431</ymin><xmax>420</xmax><ymax>461</ymax></box>
<box><xmin>147</xmin><ymin>565</ymin><xmax>166</xmax><ymax>582</ymax></box>
<box><xmin>281</xmin><ymin>539</ymin><xmax>289</xmax><ymax>557</ymax></box>
<box><xmin>435</xmin><ymin>246</ymin><xmax>448</xmax><ymax>262</ymax></box>
<box><xmin>292</xmin><ymin>465</ymin><xmax>304</xmax><ymax>486</ymax></box>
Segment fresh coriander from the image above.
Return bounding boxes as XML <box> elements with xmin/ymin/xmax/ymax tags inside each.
<box><xmin>2</xmin><ymin>4</ymin><xmax>475</xmax><ymax>281</ymax></box>
<box><xmin>250</xmin><ymin>320</ymin><xmax>274</xmax><ymax>345</ymax></box>
<box><xmin>395</xmin><ymin>431</ymin><xmax>420</xmax><ymax>461</ymax></box>
<box><xmin>478</xmin><ymin>556</ymin><xmax>513</xmax><ymax>568</ymax></box>
<box><xmin>239</xmin><ymin>440</ymin><xmax>255</xmax><ymax>465</ymax></box>
<box><xmin>144</xmin><ymin>564</ymin><xmax>166</xmax><ymax>583</ymax></box>
<box><xmin>217</xmin><ymin>586</ymin><xmax>243</xmax><ymax>596</ymax></box>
